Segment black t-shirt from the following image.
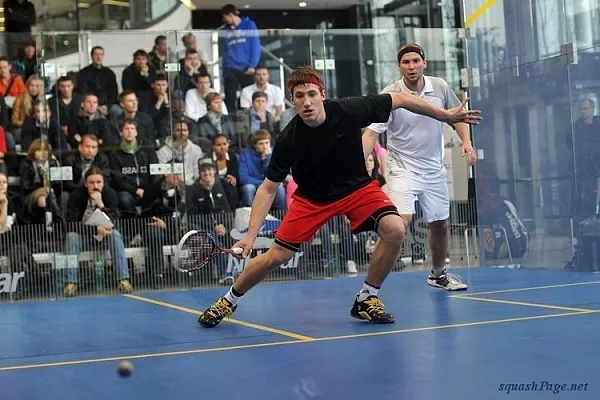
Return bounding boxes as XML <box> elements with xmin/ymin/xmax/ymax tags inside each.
<box><xmin>265</xmin><ymin>94</ymin><xmax>392</xmax><ymax>203</ymax></box>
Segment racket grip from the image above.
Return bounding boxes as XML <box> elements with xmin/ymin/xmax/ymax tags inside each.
<box><xmin>231</xmin><ymin>247</ymin><xmax>244</xmax><ymax>255</ymax></box>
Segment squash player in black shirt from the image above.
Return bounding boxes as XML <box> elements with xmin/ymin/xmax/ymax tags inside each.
<box><xmin>198</xmin><ymin>67</ymin><xmax>481</xmax><ymax>327</ymax></box>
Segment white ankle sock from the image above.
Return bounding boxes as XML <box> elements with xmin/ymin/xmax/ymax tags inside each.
<box><xmin>357</xmin><ymin>282</ymin><xmax>379</xmax><ymax>301</ymax></box>
<box><xmin>431</xmin><ymin>266</ymin><xmax>446</xmax><ymax>278</ymax></box>
<box><xmin>223</xmin><ymin>287</ymin><xmax>242</xmax><ymax>306</ymax></box>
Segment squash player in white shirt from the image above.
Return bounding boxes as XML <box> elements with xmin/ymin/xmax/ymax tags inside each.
<box><xmin>363</xmin><ymin>43</ymin><xmax>478</xmax><ymax>291</ymax></box>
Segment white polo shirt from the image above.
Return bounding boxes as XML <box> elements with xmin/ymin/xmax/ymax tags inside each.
<box><xmin>368</xmin><ymin>76</ymin><xmax>461</xmax><ymax>174</ymax></box>
<box><xmin>184</xmin><ymin>88</ymin><xmax>229</xmax><ymax>122</ymax></box>
<box><xmin>239</xmin><ymin>82</ymin><xmax>285</xmax><ymax>114</ymax></box>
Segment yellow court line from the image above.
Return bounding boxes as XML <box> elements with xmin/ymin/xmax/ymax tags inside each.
<box><xmin>464</xmin><ymin>0</ymin><xmax>497</xmax><ymax>27</ymax></box>
<box><xmin>450</xmin><ymin>280</ymin><xmax>600</xmax><ymax>297</ymax></box>
<box><xmin>0</xmin><ymin>310</ymin><xmax>596</xmax><ymax>372</ymax></box>
<box><xmin>452</xmin><ymin>295</ymin><xmax>596</xmax><ymax>313</ymax></box>
<box><xmin>123</xmin><ymin>294</ymin><xmax>314</xmax><ymax>341</ymax></box>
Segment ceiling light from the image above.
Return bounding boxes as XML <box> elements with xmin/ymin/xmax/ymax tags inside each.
<box><xmin>299</xmin><ymin>2</ymin><xmax>307</xmax><ymax>7</ymax></box>
<box><xmin>243</xmin><ymin>4</ymin><xmax>250</xmax><ymax>8</ymax></box>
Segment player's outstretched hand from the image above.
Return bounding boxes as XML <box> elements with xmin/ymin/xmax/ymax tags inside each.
<box><xmin>443</xmin><ymin>98</ymin><xmax>482</xmax><ymax>125</ymax></box>
<box><xmin>232</xmin><ymin>236</ymin><xmax>255</xmax><ymax>258</ymax></box>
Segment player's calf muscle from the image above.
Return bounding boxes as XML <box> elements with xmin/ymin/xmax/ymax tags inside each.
<box><xmin>234</xmin><ymin>244</ymin><xmax>295</xmax><ymax>292</ymax></box>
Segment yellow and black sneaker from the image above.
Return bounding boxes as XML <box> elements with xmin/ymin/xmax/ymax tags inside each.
<box><xmin>198</xmin><ymin>297</ymin><xmax>237</xmax><ymax>328</ymax></box>
<box><xmin>350</xmin><ymin>293</ymin><xmax>395</xmax><ymax>324</ymax></box>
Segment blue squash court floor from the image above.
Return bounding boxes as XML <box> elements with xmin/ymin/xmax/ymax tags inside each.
<box><xmin>0</xmin><ymin>267</ymin><xmax>599</xmax><ymax>399</ymax></box>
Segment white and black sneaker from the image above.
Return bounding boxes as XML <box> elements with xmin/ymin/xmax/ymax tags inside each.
<box><xmin>427</xmin><ymin>270</ymin><xmax>467</xmax><ymax>291</ymax></box>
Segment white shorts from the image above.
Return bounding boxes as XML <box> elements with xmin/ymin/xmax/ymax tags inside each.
<box><xmin>387</xmin><ymin>159</ymin><xmax>449</xmax><ymax>223</ymax></box>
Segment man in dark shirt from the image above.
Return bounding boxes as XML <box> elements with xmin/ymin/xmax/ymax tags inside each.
<box><xmin>197</xmin><ymin>67</ymin><xmax>481</xmax><ymax>328</ymax></box>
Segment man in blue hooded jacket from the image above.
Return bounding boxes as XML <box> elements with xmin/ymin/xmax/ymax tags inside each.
<box><xmin>220</xmin><ymin>4</ymin><xmax>262</xmax><ymax>113</ymax></box>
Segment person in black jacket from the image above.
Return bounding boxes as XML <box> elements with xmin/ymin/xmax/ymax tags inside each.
<box><xmin>61</xmin><ymin>134</ymin><xmax>111</xmax><ymax>198</ymax></box>
<box><xmin>63</xmin><ymin>167</ymin><xmax>132</xmax><ymax>297</ymax></box>
<box><xmin>185</xmin><ymin>159</ymin><xmax>236</xmax><ymax>282</ymax></box>
<box><xmin>67</xmin><ymin>94</ymin><xmax>112</xmax><ymax>149</ymax></box>
<box><xmin>137</xmin><ymin>74</ymin><xmax>170</xmax><ymax>137</ymax></box>
<box><xmin>75</xmin><ymin>46</ymin><xmax>119</xmax><ymax>116</ymax></box>
<box><xmin>108</xmin><ymin>118</ymin><xmax>162</xmax><ymax>218</ymax></box>
<box><xmin>121</xmin><ymin>50</ymin><xmax>155</xmax><ymax>99</ymax></box>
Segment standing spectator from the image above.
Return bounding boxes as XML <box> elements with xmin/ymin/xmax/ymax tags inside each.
<box><xmin>220</xmin><ymin>4</ymin><xmax>261</xmax><ymax>113</ymax></box>
<box><xmin>75</xmin><ymin>46</ymin><xmax>119</xmax><ymax>117</ymax></box>
<box><xmin>3</xmin><ymin>0</ymin><xmax>35</xmax><ymax>60</ymax></box>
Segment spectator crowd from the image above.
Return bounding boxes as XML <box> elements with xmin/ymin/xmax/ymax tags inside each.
<box><xmin>0</xmin><ymin>4</ymin><xmax>314</xmax><ymax>300</ymax></box>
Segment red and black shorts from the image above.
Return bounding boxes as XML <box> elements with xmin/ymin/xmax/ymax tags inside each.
<box><xmin>275</xmin><ymin>180</ymin><xmax>400</xmax><ymax>252</ymax></box>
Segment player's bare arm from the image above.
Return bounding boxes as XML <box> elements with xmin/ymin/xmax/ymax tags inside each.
<box><xmin>455</xmin><ymin>122</ymin><xmax>478</xmax><ymax>165</ymax></box>
<box><xmin>235</xmin><ymin>178</ymin><xmax>281</xmax><ymax>256</ymax></box>
<box><xmin>362</xmin><ymin>128</ymin><xmax>380</xmax><ymax>162</ymax></box>
<box><xmin>388</xmin><ymin>92</ymin><xmax>481</xmax><ymax>125</ymax></box>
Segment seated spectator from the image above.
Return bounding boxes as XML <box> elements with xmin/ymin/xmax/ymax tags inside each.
<box><xmin>196</xmin><ymin>92</ymin><xmax>236</xmax><ymax>153</ymax></box>
<box><xmin>63</xmin><ymin>167</ymin><xmax>132</xmax><ymax>297</ymax></box>
<box><xmin>61</xmin><ymin>134</ymin><xmax>111</xmax><ymax>200</ymax></box>
<box><xmin>75</xmin><ymin>46</ymin><xmax>119</xmax><ymax>117</ymax></box>
<box><xmin>138</xmin><ymin>74</ymin><xmax>170</xmax><ymax>134</ymax></box>
<box><xmin>11</xmin><ymin>42</ymin><xmax>37</xmax><ymax>82</ymax></box>
<box><xmin>185</xmin><ymin>159</ymin><xmax>236</xmax><ymax>281</ymax></box>
<box><xmin>185</xmin><ymin>71</ymin><xmax>228</xmax><ymax>122</ymax></box>
<box><xmin>109</xmin><ymin>90</ymin><xmax>157</xmax><ymax>147</ymax></box>
<box><xmin>156</xmin><ymin>119</ymin><xmax>204</xmax><ymax>186</ymax></box>
<box><xmin>17</xmin><ymin>138</ymin><xmax>63</xmax><ymax>225</ymax></box>
<box><xmin>11</xmin><ymin>74</ymin><xmax>42</xmax><ymax>133</ymax></box>
<box><xmin>0</xmin><ymin>171</ymin><xmax>34</xmax><ymax>299</ymax></box>
<box><xmin>48</xmin><ymin>76</ymin><xmax>80</xmax><ymax>139</ymax></box>
<box><xmin>67</xmin><ymin>93</ymin><xmax>111</xmax><ymax>148</ymax></box>
<box><xmin>240</xmin><ymin>66</ymin><xmax>285</xmax><ymax>121</ymax></box>
<box><xmin>147</xmin><ymin>35</ymin><xmax>167</xmax><ymax>75</ymax></box>
<box><xmin>0</xmin><ymin>56</ymin><xmax>25</xmax><ymax>108</ymax></box>
<box><xmin>208</xmin><ymin>134</ymin><xmax>239</xmax><ymax>207</ymax></box>
<box><xmin>237</xmin><ymin>91</ymin><xmax>278</xmax><ymax>148</ymax></box>
<box><xmin>121</xmin><ymin>49</ymin><xmax>155</xmax><ymax>98</ymax></box>
<box><xmin>172</xmin><ymin>49</ymin><xmax>209</xmax><ymax>99</ymax></box>
<box><xmin>157</xmin><ymin>97</ymin><xmax>198</xmax><ymax>142</ymax></box>
<box><xmin>20</xmin><ymin>99</ymin><xmax>66</xmax><ymax>153</ymax></box>
<box><xmin>108</xmin><ymin>118</ymin><xmax>162</xmax><ymax>218</ymax></box>
<box><xmin>238</xmin><ymin>129</ymin><xmax>286</xmax><ymax>209</ymax></box>
<box><xmin>178</xmin><ymin>33</ymin><xmax>208</xmax><ymax>69</ymax></box>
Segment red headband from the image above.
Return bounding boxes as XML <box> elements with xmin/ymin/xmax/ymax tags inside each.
<box><xmin>288</xmin><ymin>76</ymin><xmax>324</xmax><ymax>94</ymax></box>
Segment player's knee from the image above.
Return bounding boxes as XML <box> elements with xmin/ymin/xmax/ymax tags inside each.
<box><xmin>265</xmin><ymin>244</ymin><xmax>295</xmax><ymax>268</ymax></box>
<box><xmin>377</xmin><ymin>215</ymin><xmax>405</xmax><ymax>244</ymax></box>
<box><xmin>430</xmin><ymin>219</ymin><xmax>449</xmax><ymax>235</ymax></box>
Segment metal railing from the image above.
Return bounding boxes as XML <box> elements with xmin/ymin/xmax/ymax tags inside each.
<box><xmin>0</xmin><ymin>203</ymin><xmax>480</xmax><ymax>302</ymax></box>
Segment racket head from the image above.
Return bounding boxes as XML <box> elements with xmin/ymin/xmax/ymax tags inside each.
<box><xmin>174</xmin><ymin>230</ymin><xmax>220</xmax><ymax>273</ymax></box>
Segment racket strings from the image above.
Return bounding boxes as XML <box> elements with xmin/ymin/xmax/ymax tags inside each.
<box><xmin>177</xmin><ymin>233</ymin><xmax>220</xmax><ymax>271</ymax></box>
